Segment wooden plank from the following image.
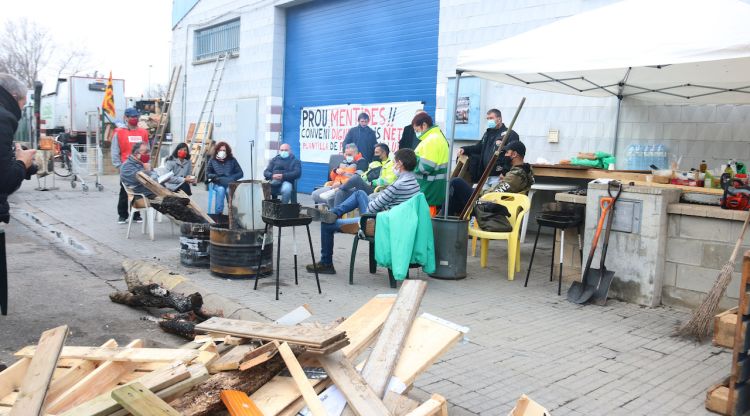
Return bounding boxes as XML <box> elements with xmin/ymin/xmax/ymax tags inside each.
<box><xmin>45</xmin><ymin>339</ymin><xmax>119</xmax><ymax>404</ymax></box>
<box><xmin>728</xmin><ymin>253</ymin><xmax>750</xmax><ymax>414</ymax></box>
<box><xmin>707</xmin><ymin>384</ymin><xmax>731</xmax><ymax>415</ymax></box>
<box><xmin>220</xmin><ymin>390</ymin><xmax>264</xmax><ymax>416</ymax></box>
<box><xmin>195</xmin><ymin>318</ymin><xmax>346</xmax><ymax>348</ymax></box>
<box><xmin>45</xmin><ymin>339</ymin><xmax>145</xmax><ymax>414</ymax></box>
<box><xmin>0</xmin><ymin>359</ymin><xmax>30</xmax><ymax>400</ymax></box>
<box><xmin>318</xmin><ymin>351</ymin><xmax>391</xmax><ymax>416</ymax></box>
<box><xmin>251</xmin><ymin>295</ymin><xmax>396</xmax><ymax>416</ymax></box>
<box><xmin>383</xmin><ymin>392</ymin><xmax>420</xmax><ymax>416</ymax></box>
<box><xmin>136</xmin><ymin>171</ymin><xmax>178</xmax><ymax>199</ymax></box>
<box><xmin>111</xmin><ymin>382</ymin><xmax>182</xmax><ymax>416</ymax></box>
<box><xmin>404</xmin><ymin>394</ymin><xmax>447</xmax><ymax>416</ymax></box>
<box><xmin>305</xmin><ymin>338</ymin><xmax>351</xmax><ymax>355</ymax></box>
<box><xmin>715</xmin><ymin>307</ymin><xmax>740</xmax><ymax>349</ymax></box>
<box><xmin>238</xmin><ymin>342</ymin><xmax>278</xmax><ymax>372</ymax></box>
<box><xmin>15</xmin><ymin>346</ymin><xmax>198</xmax><ymax>363</ymax></box>
<box><xmin>58</xmin><ymin>363</ymin><xmax>191</xmax><ymax>416</ymax></box>
<box><xmin>209</xmin><ymin>345</ymin><xmax>256</xmax><ymax>373</ymax></box>
<box><xmin>361</xmin><ymin>281</ymin><xmax>427</xmax><ymax>398</ymax></box>
<box><xmin>276</xmin><ymin>342</ymin><xmax>327</xmax><ymax>416</ymax></box>
<box><xmin>509</xmin><ymin>394</ymin><xmax>549</xmax><ymax>416</ymax></box>
<box><xmin>10</xmin><ymin>325</ymin><xmax>68</xmax><ymax>416</ymax></box>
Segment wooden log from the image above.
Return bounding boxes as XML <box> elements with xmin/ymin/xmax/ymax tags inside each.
<box><xmin>136</xmin><ymin>172</ymin><xmax>213</xmax><ymax>224</ymax></box>
<box><xmin>10</xmin><ymin>325</ymin><xmax>68</xmax><ymax>416</ymax></box>
<box><xmin>168</xmin><ymin>348</ymin><xmax>298</xmax><ymax>416</ymax></box>
<box><xmin>111</xmin><ymin>382</ymin><xmax>183</xmax><ymax>416</ymax></box>
<box><xmin>110</xmin><ymin>284</ymin><xmax>203</xmax><ymax>313</ymax></box>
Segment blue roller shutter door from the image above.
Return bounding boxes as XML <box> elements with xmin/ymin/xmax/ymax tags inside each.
<box><xmin>283</xmin><ymin>0</ymin><xmax>439</xmax><ymax>193</ymax></box>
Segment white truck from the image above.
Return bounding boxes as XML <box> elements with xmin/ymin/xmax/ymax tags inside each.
<box><xmin>40</xmin><ymin>75</ymin><xmax>127</xmax><ymax>134</ymax></box>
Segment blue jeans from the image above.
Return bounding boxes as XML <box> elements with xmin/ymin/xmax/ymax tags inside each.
<box><xmin>272</xmin><ymin>181</ymin><xmax>293</xmax><ymax>203</ymax></box>
<box><xmin>210</xmin><ymin>185</ymin><xmax>227</xmax><ymax>214</ymax></box>
<box><xmin>319</xmin><ymin>190</ymin><xmax>370</xmax><ymax>265</ymax></box>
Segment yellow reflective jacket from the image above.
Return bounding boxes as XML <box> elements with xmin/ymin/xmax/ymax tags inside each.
<box><xmin>413</xmin><ymin>126</ymin><xmax>449</xmax><ymax>205</ymax></box>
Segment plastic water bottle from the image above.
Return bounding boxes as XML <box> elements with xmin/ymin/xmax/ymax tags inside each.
<box><xmin>626</xmin><ymin>144</ymin><xmax>637</xmax><ymax>170</ymax></box>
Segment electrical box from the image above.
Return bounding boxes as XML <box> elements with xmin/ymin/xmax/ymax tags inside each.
<box><xmin>548</xmin><ymin>129</ymin><xmax>559</xmax><ymax>143</ymax></box>
<box><xmin>598</xmin><ymin>198</ymin><xmax>642</xmax><ymax>233</ymax></box>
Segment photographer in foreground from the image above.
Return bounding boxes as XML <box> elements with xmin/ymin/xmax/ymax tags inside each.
<box><xmin>0</xmin><ymin>73</ymin><xmax>36</xmax><ymax>224</ymax></box>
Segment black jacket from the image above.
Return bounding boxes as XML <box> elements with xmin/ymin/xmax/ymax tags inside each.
<box><xmin>343</xmin><ymin>126</ymin><xmax>377</xmax><ymax>163</ymax></box>
<box><xmin>206</xmin><ymin>157</ymin><xmax>244</xmax><ymax>188</ymax></box>
<box><xmin>461</xmin><ymin>124</ymin><xmax>520</xmax><ymax>181</ymax></box>
<box><xmin>0</xmin><ymin>87</ymin><xmax>28</xmax><ymax>223</ymax></box>
<box><xmin>399</xmin><ymin>124</ymin><xmax>418</xmax><ymax>150</ymax></box>
<box><xmin>264</xmin><ymin>154</ymin><xmax>301</xmax><ymax>182</ymax></box>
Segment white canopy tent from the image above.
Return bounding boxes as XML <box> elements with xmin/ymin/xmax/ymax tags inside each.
<box><xmin>455</xmin><ymin>0</ymin><xmax>750</xmax><ymax>104</ymax></box>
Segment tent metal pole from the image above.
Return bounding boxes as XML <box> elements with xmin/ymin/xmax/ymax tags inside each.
<box><xmin>612</xmin><ymin>96</ymin><xmax>624</xmax><ymax>160</ymax></box>
<box><xmin>444</xmin><ymin>70</ymin><xmax>463</xmax><ymax>219</ymax></box>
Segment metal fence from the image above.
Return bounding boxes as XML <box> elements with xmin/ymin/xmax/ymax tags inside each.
<box><xmin>194</xmin><ymin>18</ymin><xmax>240</xmax><ymax>62</ymax></box>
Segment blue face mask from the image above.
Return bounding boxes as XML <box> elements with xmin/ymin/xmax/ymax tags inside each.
<box><xmin>279</xmin><ymin>151</ymin><xmax>289</xmax><ymax>159</ymax></box>
<box><xmin>487</xmin><ymin>120</ymin><xmax>497</xmax><ymax>129</ymax></box>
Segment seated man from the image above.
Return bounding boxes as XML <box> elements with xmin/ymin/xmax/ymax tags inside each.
<box><xmin>444</xmin><ymin>141</ymin><xmax>534</xmax><ymax>217</ymax></box>
<box><xmin>306</xmin><ymin>148</ymin><xmax>421</xmax><ymax>274</ymax></box>
<box><xmin>333</xmin><ymin>143</ymin><xmax>395</xmax><ymax>207</ymax></box>
<box><xmin>311</xmin><ymin>143</ymin><xmax>367</xmax><ymax>207</ymax></box>
<box><xmin>263</xmin><ymin>143</ymin><xmax>301</xmax><ymax>203</ymax></box>
<box><xmin>120</xmin><ymin>142</ymin><xmax>156</xmax><ymax>199</ymax></box>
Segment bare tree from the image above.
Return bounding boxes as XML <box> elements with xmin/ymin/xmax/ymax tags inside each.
<box><xmin>149</xmin><ymin>83</ymin><xmax>169</xmax><ymax>100</ymax></box>
<box><xmin>0</xmin><ymin>18</ymin><xmax>52</xmax><ymax>87</ymax></box>
<box><xmin>0</xmin><ymin>18</ymin><xmax>91</xmax><ymax>87</ymax></box>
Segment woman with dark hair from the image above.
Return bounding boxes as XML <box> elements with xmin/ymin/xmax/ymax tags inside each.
<box><xmin>163</xmin><ymin>142</ymin><xmax>195</xmax><ymax>195</ymax></box>
<box><xmin>412</xmin><ymin>112</ymin><xmax>449</xmax><ymax>213</ymax></box>
<box><xmin>206</xmin><ymin>141</ymin><xmax>244</xmax><ymax>214</ymax></box>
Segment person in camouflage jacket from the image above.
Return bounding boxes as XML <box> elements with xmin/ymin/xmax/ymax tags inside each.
<box><xmin>444</xmin><ymin>140</ymin><xmax>534</xmax><ymax>216</ymax></box>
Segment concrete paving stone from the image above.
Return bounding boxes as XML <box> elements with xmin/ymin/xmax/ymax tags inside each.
<box><xmin>4</xmin><ymin>175</ymin><xmax>736</xmax><ymax>416</ymax></box>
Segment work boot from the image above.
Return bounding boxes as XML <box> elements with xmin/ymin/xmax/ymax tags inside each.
<box><xmin>305</xmin><ymin>206</ymin><xmax>338</xmax><ymax>224</ymax></box>
<box><xmin>306</xmin><ymin>263</ymin><xmax>336</xmax><ymax>274</ymax></box>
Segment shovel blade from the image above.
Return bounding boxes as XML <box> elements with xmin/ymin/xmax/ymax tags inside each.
<box><xmin>566</xmin><ymin>281</ymin><xmax>585</xmax><ymax>302</ymax></box>
<box><xmin>589</xmin><ymin>268</ymin><xmax>615</xmax><ymax>306</ymax></box>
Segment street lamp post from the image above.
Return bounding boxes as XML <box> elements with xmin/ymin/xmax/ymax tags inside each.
<box><xmin>148</xmin><ymin>64</ymin><xmax>152</xmax><ymax>97</ymax></box>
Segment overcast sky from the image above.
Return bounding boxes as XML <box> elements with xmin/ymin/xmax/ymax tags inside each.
<box><xmin>3</xmin><ymin>1</ymin><xmax>173</xmax><ymax>97</ymax></box>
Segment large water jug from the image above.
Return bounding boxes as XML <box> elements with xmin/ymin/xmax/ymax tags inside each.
<box><xmin>626</xmin><ymin>144</ymin><xmax>637</xmax><ymax>170</ymax></box>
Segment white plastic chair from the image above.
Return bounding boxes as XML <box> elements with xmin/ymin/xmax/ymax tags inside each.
<box><xmin>122</xmin><ymin>182</ymin><xmax>156</xmax><ymax>240</ymax></box>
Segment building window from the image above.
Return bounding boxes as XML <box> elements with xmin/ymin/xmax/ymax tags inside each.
<box><xmin>194</xmin><ymin>18</ymin><xmax>240</xmax><ymax>62</ymax></box>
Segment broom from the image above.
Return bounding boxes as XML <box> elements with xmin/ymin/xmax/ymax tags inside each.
<box><xmin>677</xmin><ymin>209</ymin><xmax>750</xmax><ymax>341</ymax></box>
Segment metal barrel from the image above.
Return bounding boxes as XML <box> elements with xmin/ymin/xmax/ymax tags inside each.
<box><xmin>209</xmin><ymin>226</ymin><xmax>273</xmax><ymax>279</ymax></box>
<box><xmin>180</xmin><ymin>222</ymin><xmax>212</xmax><ymax>268</ymax></box>
<box><xmin>429</xmin><ymin>216</ymin><xmax>468</xmax><ymax>280</ymax></box>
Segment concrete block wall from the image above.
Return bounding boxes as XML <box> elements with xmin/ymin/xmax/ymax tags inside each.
<box><xmin>584</xmin><ymin>184</ymin><xmax>680</xmax><ymax>307</ymax></box>
<box><xmin>663</xmin><ymin>207</ymin><xmax>750</xmax><ymax>310</ymax></box>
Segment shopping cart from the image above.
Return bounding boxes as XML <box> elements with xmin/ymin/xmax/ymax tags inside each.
<box><xmin>70</xmin><ymin>144</ymin><xmax>104</xmax><ymax>192</ymax></box>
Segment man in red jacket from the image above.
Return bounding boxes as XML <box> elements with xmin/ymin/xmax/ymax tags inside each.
<box><xmin>111</xmin><ymin>108</ymin><xmax>149</xmax><ymax>223</ymax></box>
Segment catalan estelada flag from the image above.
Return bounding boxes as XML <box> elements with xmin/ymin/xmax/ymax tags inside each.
<box><xmin>101</xmin><ymin>71</ymin><xmax>115</xmax><ymax>117</ymax></box>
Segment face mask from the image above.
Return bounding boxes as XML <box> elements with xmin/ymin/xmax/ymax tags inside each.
<box><xmin>415</xmin><ymin>128</ymin><xmax>424</xmax><ymax>139</ymax></box>
<box><xmin>127</xmin><ymin>118</ymin><xmax>138</xmax><ymax>127</ymax></box>
<box><xmin>393</xmin><ymin>165</ymin><xmax>401</xmax><ymax>177</ymax></box>
<box><xmin>345</xmin><ymin>156</ymin><xmax>354</xmax><ymax>163</ymax></box>
<box><xmin>139</xmin><ymin>153</ymin><xmax>150</xmax><ymax>163</ymax></box>
<box><xmin>279</xmin><ymin>151</ymin><xmax>289</xmax><ymax>159</ymax></box>
<box><xmin>217</xmin><ymin>150</ymin><xmax>227</xmax><ymax>160</ymax></box>
<box><xmin>487</xmin><ymin>120</ymin><xmax>497</xmax><ymax>129</ymax></box>
<box><xmin>177</xmin><ymin>150</ymin><xmax>187</xmax><ymax>159</ymax></box>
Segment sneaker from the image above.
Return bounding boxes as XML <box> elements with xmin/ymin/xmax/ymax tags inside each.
<box><xmin>306</xmin><ymin>263</ymin><xmax>336</xmax><ymax>274</ymax></box>
<box><xmin>133</xmin><ymin>215</ymin><xmax>143</xmax><ymax>223</ymax></box>
<box><xmin>320</xmin><ymin>210</ymin><xmax>339</xmax><ymax>224</ymax></box>
<box><xmin>117</xmin><ymin>217</ymin><xmax>127</xmax><ymax>224</ymax></box>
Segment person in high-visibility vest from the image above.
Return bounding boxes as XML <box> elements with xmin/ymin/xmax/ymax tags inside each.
<box><xmin>412</xmin><ymin>112</ymin><xmax>449</xmax><ymax>214</ymax></box>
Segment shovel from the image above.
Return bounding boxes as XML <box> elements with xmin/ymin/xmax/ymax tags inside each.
<box><xmin>574</xmin><ymin>181</ymin><xmax>622</xmax><ymax>304</ymax></box>
<box><xmin>566</xmin><ymin>195</ymin><xmax>613</xmax><ymax>302</ymax></box>
<box><xmin>586</xmin><ymin>181</ymin><xmax>622</xmax><ymax>305</ymax></box>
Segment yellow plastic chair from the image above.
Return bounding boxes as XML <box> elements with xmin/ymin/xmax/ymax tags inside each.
<box><xmin>468</xmin><ymin>192</ymin><xmax>530</xmax><ymax>280</ymax></box>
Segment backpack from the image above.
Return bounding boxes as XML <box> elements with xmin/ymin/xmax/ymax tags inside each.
<box><xmin>474</xmin><ymin>200</ymin><xmax>512</xmax><ymax>232</ymax></box>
